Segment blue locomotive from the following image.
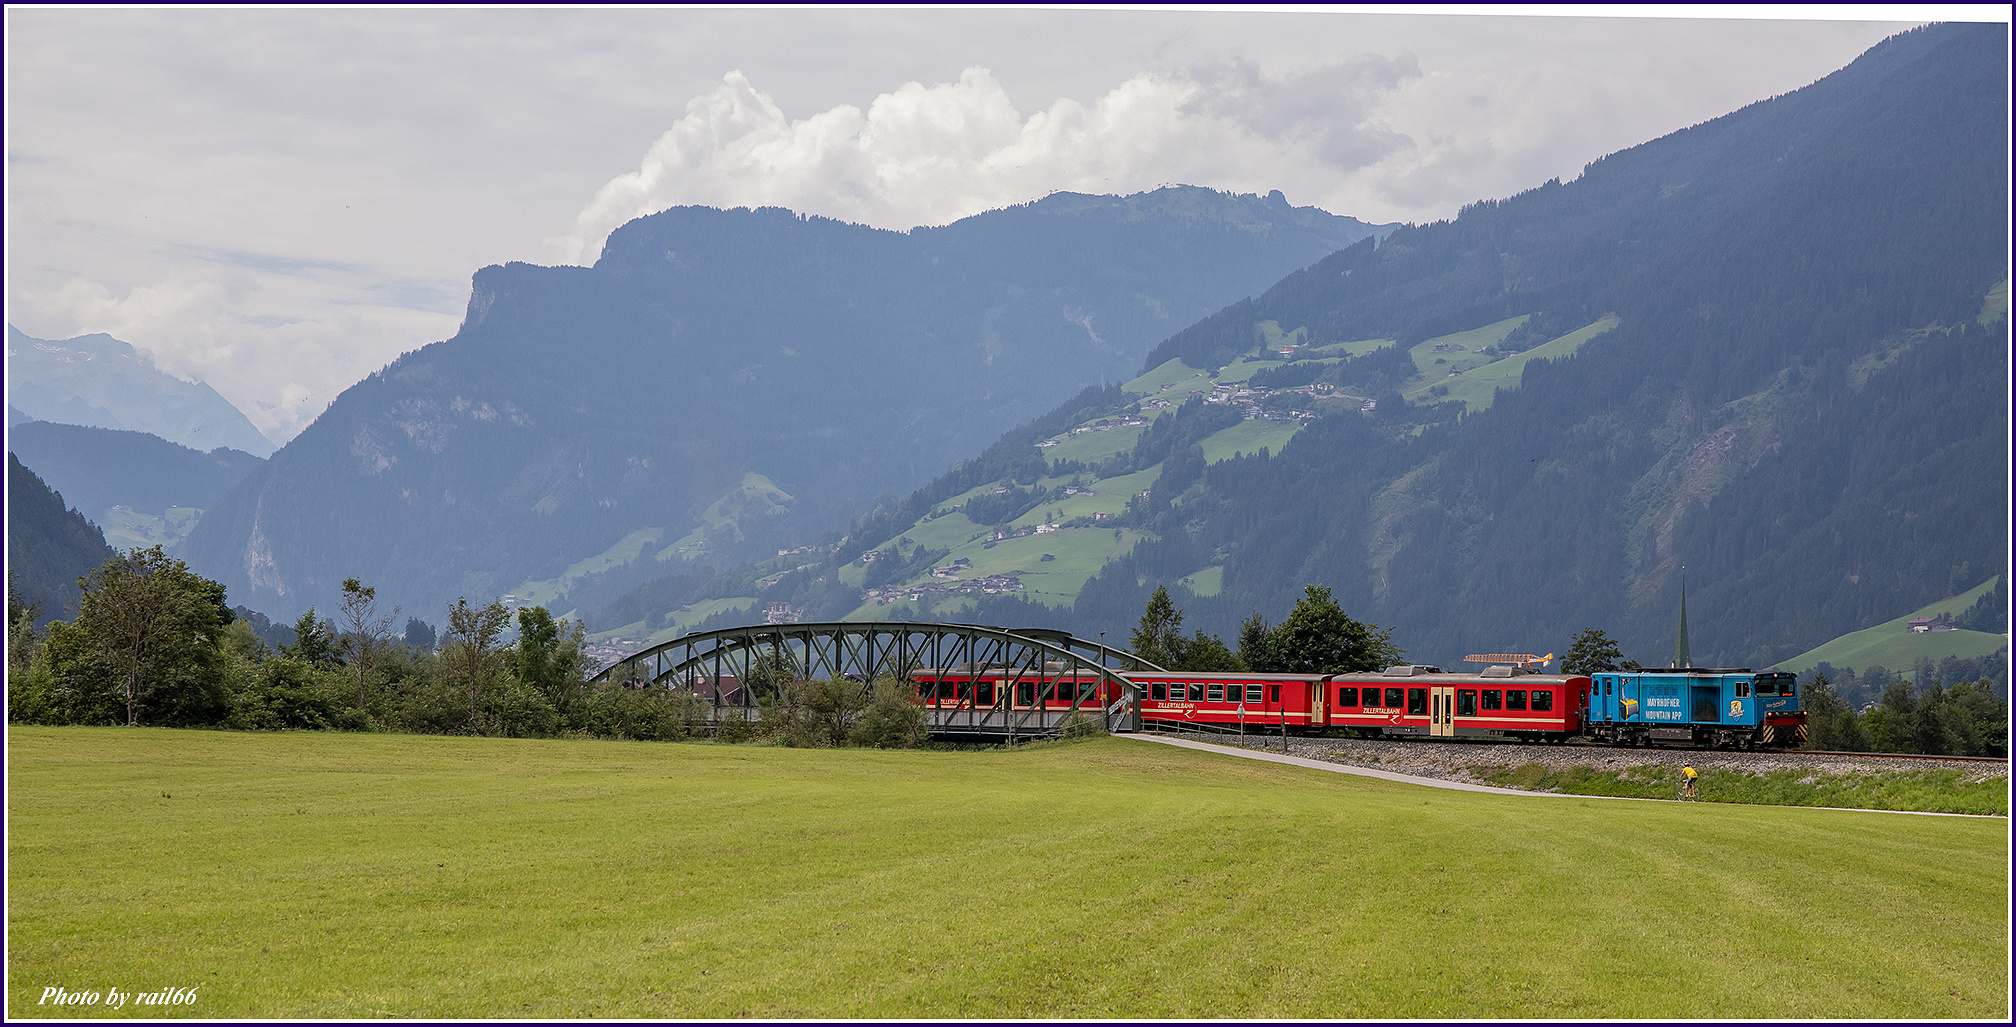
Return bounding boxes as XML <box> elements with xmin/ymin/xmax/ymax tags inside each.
<box><xmin>1583</xmin><ymin>669</ymin><xmax>1807</xmax><ymax>749</ymax></box>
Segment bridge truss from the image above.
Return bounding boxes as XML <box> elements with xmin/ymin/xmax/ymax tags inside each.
<box><xmin>589</xmin><ymin>621</ymin><xmax>1162</xmax><ymax>739</ymax></box>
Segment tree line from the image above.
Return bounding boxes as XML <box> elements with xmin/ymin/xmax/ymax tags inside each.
<box><xmin>1130</xmin><ymin>583</ymin><xmax>1404</xmax><ymax>674</ymax></box>
<box><xmin>5</xmin><ymin>547</ymin><xmax>928</xmax><ymax>749</ymax></box>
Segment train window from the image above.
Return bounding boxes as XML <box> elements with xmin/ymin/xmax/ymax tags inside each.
<box><xmin>1247</xmin><ymin>685</ymin><xmax>1265</xmax><ymax>704</ymax></box>
<box><xmin>1207</xmin><ymin>684</ymin><xmax>1224</xmax><ymax>702</ymax></box>
<box><xmin>1268</xmin><ymin>684</ymin><xmax>1281</xmax><ymax>704</ymax></box>
<box><xmin>1407</xmin><ymin>688</ymin><xmax>1428</xmax><ymax>715</ymax></box>
<box><xmin>938</xmin><ymin>680</ymin><xmax>956</xmax><ymax>700</ymax></box>
<box><xmin>977</xmin><ymin>683</ymin><xmax>995</xmax><ymax>706</ymax></box>
<box><xmin>1150</xmin><ymin>682</ymin><xmax>1165</xmax><ymax>701</ymax></box>
<box><xmin>1532</xmin><ymin>690</ymin><xmax>1553</xmax><ymax>712</ymax></box>
<box><xmin>1506</xmin><ymin>689</ymin><xmax>1527</xmax><ymax>711</ymax></box>
<box><xmin>1385</xmin><ymin>687</ymin><xmax>1404</xmax><ymax>709</ymax></box>
<box><xmin>1482</xmin><ymin>689</ymin><xmax>1502</xmax><ymax>711</ymax></box>
<box><xmin>1017</xmin><ymin>682</ymin><xmax>1035</xmax><ymax>707</ymax></box>
<box><xmin>1736</xmin><ymin>681</ymin><xmax>1751</xmax><ymax>699</ymax></box>
<box><xmin>1339</xmin><ymin>686</ymin><xmax>1358</xmax><ymax>707</ymax></box>
<box><xmin>1457</xmin><ymin>690</ymin><xmax>1477</xmax><ymax>717</ymax></box>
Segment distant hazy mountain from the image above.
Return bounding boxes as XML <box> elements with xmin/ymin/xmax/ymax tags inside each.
<box><xmin>6</xmin><ymin>453</ymin><xmax>117</xmax><ymax>626</ymax></box>
<box><xmin>6</xmin><ymin>326</ymin><xmax>275</xmax><ymax>457</ymax></box>
<box><xmin>184</xmin><ymin>186</ymin><xmax>1391</xmax><ymax>619</ymax></box>
<box><xmin>7</xmin><ymin>421</ymin><xmax>264</xmax><ymax>553</ymax></box>
<box><xmin>604</xmin><ymin>23</ymin><xmax>2007</xmax><ymax>673</ymax></box>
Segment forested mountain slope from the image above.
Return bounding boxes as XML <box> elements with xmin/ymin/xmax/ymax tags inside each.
<box><xmin>6</xmin><ymin>453</ymin><xmax>118</xmax><ymax>627</ymax></box>
<box><xmin>600</xmin><ymin>23</ymin><xmax>2008</xmax><ymax>672</ymax></box>
<box><xmin>183</xmin><ymin>187</ymin><xmax>1387</xmax><ymax>620</ymax></box>
<box><xmin>8</xmin><ymin>421</ymin><xmax>264</xmax><ymax>553</ymax></box>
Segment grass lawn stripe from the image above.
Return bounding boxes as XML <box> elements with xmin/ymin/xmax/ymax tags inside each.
<box><xmin>8</xmin><ymin>728</ymin><xmax>2006</xmax><ymax>1019</ymax></box>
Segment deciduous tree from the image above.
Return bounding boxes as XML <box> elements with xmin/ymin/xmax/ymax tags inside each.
<box><xmin>1562</xmin><ymin>628</ymin><xmax>1626</xmax><ymax>675</ymax></box>
<box><xmin>71</xmin><ymin>547</ymin><xmax>232</xmax><ymax>726</ymax></box>
<box><xmin>337</xmin><ymin>578</ymin><xmax>399</xmax><ymax>710</ymax></box>
<box><xmin>1268</xmin><ymin>585</ymin><xmax>1402</xmax><ymax>675</ymax></box>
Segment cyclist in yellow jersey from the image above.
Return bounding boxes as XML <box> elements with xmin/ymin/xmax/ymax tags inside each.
<box><xmin>1681</xmin><ymin>764</ymin><xmax>1700</xmax><ymax>799</ymax></box>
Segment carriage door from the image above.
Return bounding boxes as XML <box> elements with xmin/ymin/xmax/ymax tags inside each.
<box><xmin>1430</xmin><ymin>686</ymin><xmax>1456</xmax><ymax>737</ymax></box>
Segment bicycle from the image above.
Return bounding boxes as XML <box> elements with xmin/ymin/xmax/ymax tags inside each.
<box><xmin>1678</xmin><ymin>765</ymin><xmax>1700</xmax><ymax>800</ymax></box>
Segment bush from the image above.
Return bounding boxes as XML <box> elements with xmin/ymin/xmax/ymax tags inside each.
<box><xmin>849</xmin><ymin>677</ymin><xmax>929</xmax><ymax>748</ymax></box>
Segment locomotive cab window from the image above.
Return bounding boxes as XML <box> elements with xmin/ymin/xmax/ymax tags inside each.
<box><xmin>1457</xmin><ymin>690</ymin><xmax>1477</xmax><ymax>717</ymax></box>
<box><xmin>1481</xmin><ymin>689</ymin><xmax>1502</xmax><ymax>711</ymax></box>
<box><xmin>1736</xmin><ymin>681</ymin><xmax>1751</xmax><ymax>698</ymax></box>
<box><xmin>1532</xmin><ymin>689</ymin><xmax>1553</xmax><ymax>712</ymax></box>
<box><xmin>1506</xmin><ymin>689</ymin><xmax>1527</xmax><ymax>711</ymax></box>
<box><xmin>1339</xmin><ymin>687</ymin><xmax>1359</xmax><ymax>707</ymax></box>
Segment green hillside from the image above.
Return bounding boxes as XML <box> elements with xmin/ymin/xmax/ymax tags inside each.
<box><xmin>1772</xmin><ymin>576</ymin><xmax>2008</xmax><ymax>676</ymax></box>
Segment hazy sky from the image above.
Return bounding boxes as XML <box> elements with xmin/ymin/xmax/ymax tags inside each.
<box><xmin>6</xmin><ymin>6</ymin><xmax>1987</xmax><ymax>445</ymax></box>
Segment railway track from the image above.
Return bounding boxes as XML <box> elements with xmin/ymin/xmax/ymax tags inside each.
<box><xmin>1795</xmin><ymin>749</ymin><xmax>2006</xmax><ymax>764</ymax></box>
<box><xmin>1556</xmin><ymin>741</ymin><xmax>2006</xmax><ymax>763</ymax></box>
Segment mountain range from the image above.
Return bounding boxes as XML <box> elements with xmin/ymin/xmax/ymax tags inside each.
<box><xmin>6</xmin><ymin>326</ymin><xmax>276</xmax><ymax>457</ymax></box>
<box><xmin>179</xmin><ymin>187</ymin><xmax>1389</xmax><ymax>621</ymax></box>
<box><xmin>10</xmin><ymin>24</ymin><xmax>2006</xmax><ymax>685</ymax></box>
<box><xmin>585</xmin><ymin>22</ymin><xmax>2008</xmax><ymax>674</ymax></box>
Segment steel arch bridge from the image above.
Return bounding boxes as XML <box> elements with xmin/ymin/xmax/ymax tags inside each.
<box><xmin>589</xmin><ymin>621</ymin><xmax>1163</xmax><ymax>739</ymax></box>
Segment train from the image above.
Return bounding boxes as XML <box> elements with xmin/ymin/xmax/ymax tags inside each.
<box><xmin>908</xmin><ymin>661</ymin><xmax>1808</xmax><ymax>748</ymax></box>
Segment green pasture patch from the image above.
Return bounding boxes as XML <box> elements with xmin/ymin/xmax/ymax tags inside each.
<box><xmin>1772</xmin><ymin>575</ymin><xmax>2007</xmax><ymax>677</ymax></box>
<box><xmin>1181</xmin><ymin>566</ymin><xmax>1223</xmax><ymax>597</ymax></box>
<box><xmin>588</xmin><ymin>597</ymin><xmax>760</xmax><ymax>649</ymax></box>
<box><xmin>1300</xmin><ymin>337</ymin><xmax>1397</xmax><ymax>359</ymax></box>
<box><xmin>97</xmin><ymin>506</ymin><xmax>204</xmax><ymax>554</ymax></box>
<box><xmin>944</xmin><ymin>525</ymin><xmax>1143</xmax><ymax>605</ymax></box>
<box><xmin>1043</xmin><ymin>422</ymin><xmax>1150</xmax><ymax>467</ymax></box>
<box><xmin>1406</xmin><ymin>315</ymin><xmax>1620</xmax><ymax>414</ymax></box>
<box><xmin>1405</xmin><ymin>315</ymin><xmax>1530</xmax><ymax>377</ymax></box>
<box><xmin>1004</xmin><ymin>465</ymin><xmax>1160</xmax><ymax>529</ymax></box>
<box><xmin>899</xmin><ymin>510</ymin><xmax>982</xmax><ymax>552</ymax></box>
<box><xmin>1257</xmin><ymin>320</ymin><xmax>1307</xmax><ymax>353</ymax></box>
<box><xmin>1197</xmin><ymin>418</ymin><xmax>1303</xmax><ymax>464</ymax></box>
<box><xmin>7</xmin><ymin>729</ymin><xmax>2005</xmax><ymax>1019</ymax></box>
<box><xmin>1216</xmin><ymin>355</ymin><xmax>1287</xmax><ymax>383</ymax></box>
<box><xmin>509</xmin><ymin>527</ymin><xmax>667</xmax><ymax>609</ymax></box>
<box><xmin>1123</xmin><ymin>357</ymin><xmax>1210</xmax><ymax>397</ymax></box>
<box><xmin>1468</xmin><ymin>761</ymin><xmax>2008</xmax><ymax>816</ymax></box>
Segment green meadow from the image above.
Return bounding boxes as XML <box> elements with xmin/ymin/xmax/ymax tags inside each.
<box><xmin>9</xmin><ymin>728</ymin><xmax>2005</xmax><ymax>1019</ymax></box>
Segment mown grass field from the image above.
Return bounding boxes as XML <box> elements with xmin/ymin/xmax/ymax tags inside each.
<box><xmin>8</xmin><ymin>728</ymin><xmax>2006</xmax><ymax>1019</ymax></box>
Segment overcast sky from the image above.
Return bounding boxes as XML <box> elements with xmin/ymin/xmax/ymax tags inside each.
<box><xmin>5</xmin><ymin>6</ymin><xmax>1991</xmax><ymax>445</ymax></box>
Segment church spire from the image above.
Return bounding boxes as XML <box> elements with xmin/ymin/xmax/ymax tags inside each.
<box><xmin>1671</xmin><ymin>566</ymin><xmax>1692</xmax><ymax>669</ymax></box>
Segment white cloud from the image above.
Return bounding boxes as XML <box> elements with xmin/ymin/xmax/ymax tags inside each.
<box><xmin>566</xmin><ymin>60</ymin><xmax>1429</xmax><ymax>261</ymax></box>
